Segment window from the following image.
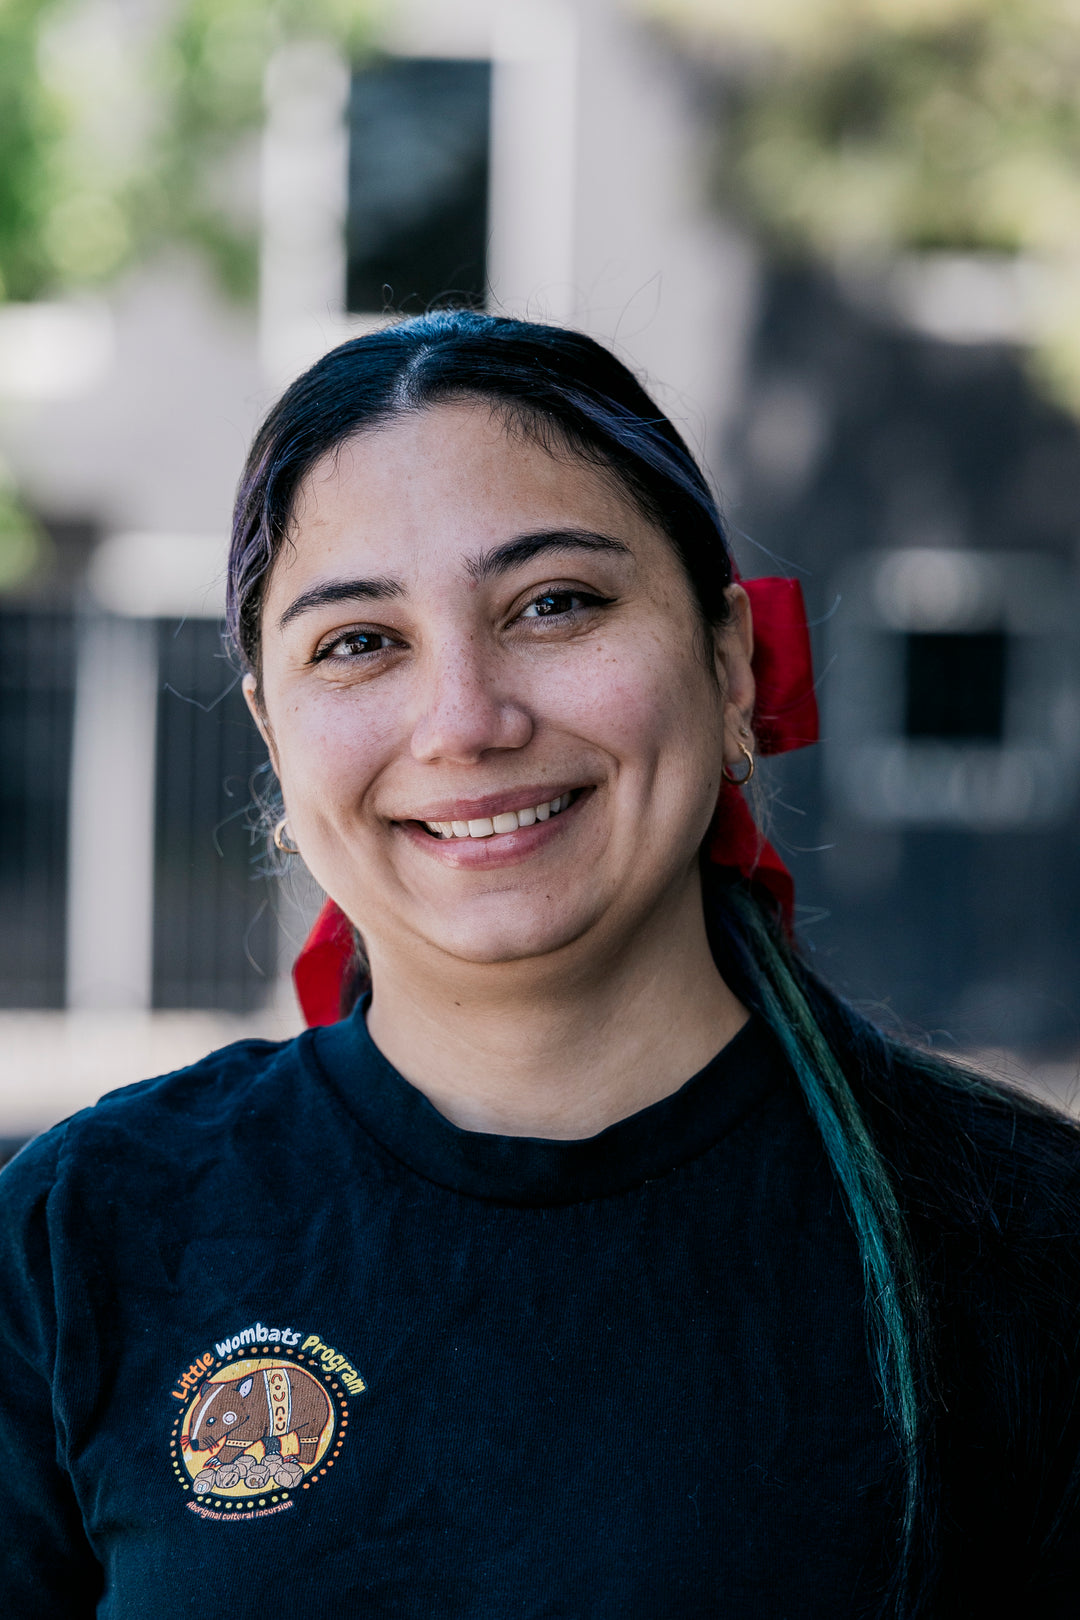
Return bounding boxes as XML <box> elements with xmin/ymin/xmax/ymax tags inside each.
<box><xmin>346</xmin><ymin>57</ymin><xmax>492</xmax><ymax>314</ymax></box>
<box><xmin>903</xmin><ymin>630</ymin><xmax>1008</xmax><ymax>742</ymax></box>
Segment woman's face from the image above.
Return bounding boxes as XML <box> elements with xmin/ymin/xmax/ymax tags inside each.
<box><xmin>246</xmin><ymin>401</ymin><xmax>754</xmax><ymax>979</ymax></box>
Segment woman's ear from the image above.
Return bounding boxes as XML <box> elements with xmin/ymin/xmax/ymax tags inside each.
<box><xmin>713</xmin><ymin>584</ymin><xmax>756</xmax><ymax>751</ymax></box>
<box><xmin>242</xmin><ymin>673</ymin><xmax>280</xmax><ymax>775</ymax></box>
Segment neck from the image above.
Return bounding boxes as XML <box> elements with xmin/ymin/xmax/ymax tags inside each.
<box><xmin>362</xmin><ymin>878</ymin><xmax>747</xmax><ymax>1139</ymax></box>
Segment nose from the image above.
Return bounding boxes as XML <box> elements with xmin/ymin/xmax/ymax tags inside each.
<box><xmin>409</xmin><ymin>641</ymin><xmax>534</xmax><ymax>764</ymax></box>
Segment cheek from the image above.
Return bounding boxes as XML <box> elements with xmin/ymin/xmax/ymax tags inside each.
<box><xmin>550</xmin><ymin>635</ymin><xmax>719</xmax><ymax>763</ymax></box>
<box><xmin>273</xmin><ymin>693</ymin><xmax>400</xmax><ymax>819</ymax></box>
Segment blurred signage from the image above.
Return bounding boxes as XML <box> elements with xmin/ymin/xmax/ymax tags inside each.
<box><xmin>825</xmin><ymin>548</ymin><xmax>1080</xmax><ymax>827</ymax></box>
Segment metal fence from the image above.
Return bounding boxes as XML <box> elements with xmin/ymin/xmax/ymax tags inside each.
<box><xmin>0</xmin><ymin>608</ymin><xmax>76</xmax><ymax>1007</ymax></box>
<box><xmin>153</xmin><ymin>618</ymin><xmax>277</xmax><ymax>1011</ymax></box>
<box><xmin>0</xmin><ymin>607</ymin><xmax>276</xmax><ymax>1013</ymax></box>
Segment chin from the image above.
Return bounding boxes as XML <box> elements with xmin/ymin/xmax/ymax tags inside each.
<box><xmin>420</xmin><ymin>904</ymin><xmax>601</xmax><ymax>969</ymax></box>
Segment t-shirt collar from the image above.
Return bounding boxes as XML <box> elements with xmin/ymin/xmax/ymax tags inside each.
<box><xmin>309</xmin><ymin>1005</ymin><xmax>786</xmax><ymax>1206</ymax></box>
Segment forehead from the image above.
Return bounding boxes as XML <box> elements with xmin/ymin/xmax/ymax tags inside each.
<box><xmin>278</xmin><ymin>401</ymin><xmax>658</xmax><ymax>582</ymax></box>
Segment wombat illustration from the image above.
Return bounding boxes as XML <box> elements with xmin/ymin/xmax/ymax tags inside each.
<box><xmin>187</xmin><ymin>1364</ymin><xmax>331</xmax><ymax>1494</ymax></box>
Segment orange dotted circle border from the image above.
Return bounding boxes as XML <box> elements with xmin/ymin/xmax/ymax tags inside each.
<box><xmin>169</xmin><ymin>1345</ymin><xmax>351</xmax><ymax>1512</ymax></box>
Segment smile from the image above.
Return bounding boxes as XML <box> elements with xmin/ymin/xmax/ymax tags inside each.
<box><xmin>422</xmin><ymin>792</ymin><xmax>575</xmax><ymax>840</ymax></box>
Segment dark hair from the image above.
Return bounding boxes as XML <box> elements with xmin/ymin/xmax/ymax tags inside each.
<box><xmin>229</xmin><ymin>311</ymin><xmax>1080</xmax><ymax>1615</ymax></box>
<box><xmin>228</xmin><ymin>310</ymin><xmax>732</xmax><ymax>685</ymax></box>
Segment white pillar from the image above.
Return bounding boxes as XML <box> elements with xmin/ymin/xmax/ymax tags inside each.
<box><xmin>66</xmin><ymin>614</ymin><xmax>158</xmax><ymax>1010</ymax></box>
<box><xmin>488</xmin><ymin>0</ymin><xmax>580</xmax><ymax>323</ymax></box>
<box><xmin>565</xmin><ymin>0</ymin><xmax>759</xmax><ymax>473</ymax></box>
<box><xmin>258</xmin><ymin>39</ymin><xmax>357</xmax><ymax>389</ymax></box>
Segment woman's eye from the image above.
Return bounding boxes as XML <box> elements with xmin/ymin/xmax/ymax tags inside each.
<box><xmin>519</xmin><ymin>589</ymin><xmax>606</xmax><ymax>620</ymax></box>
<box><xmin>314</xmin><ymin>628</ymin><xmax>396</xmax><ymax>662</ymax></box>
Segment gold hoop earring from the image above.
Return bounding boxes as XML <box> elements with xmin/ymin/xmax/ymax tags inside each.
<box><xmin>722</xmin><ymin>740</ymin><xmax>755</xmax><ymax>786</ymax></box>
<box><xmin>273</xmin><ymin>816</ymin><xmax>300</xmax><ymax>854</ymax></box>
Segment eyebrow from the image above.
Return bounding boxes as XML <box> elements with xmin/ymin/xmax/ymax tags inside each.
<box><xmin>277</xmin><ymin>574</ymin><xmax>404</xmax><ymax>631</ymax></box>
<box><xmin>463</xmin><ymin>528</ymin><xmax>632</xmax><ymax>583</ymax></box>
<box><xmin>277</xmin><ymin>529</ymin><xmax>632</xmax><ymax>630</ymax></box>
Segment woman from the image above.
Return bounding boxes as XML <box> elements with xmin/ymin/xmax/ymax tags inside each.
<box><xmin>2</xmin><ymin>311</ymin><xmax>1079</xmax><ymax>1618</ymax></box>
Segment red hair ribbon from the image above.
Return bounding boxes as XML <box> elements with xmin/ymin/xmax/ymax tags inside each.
<box><xmin>293</xmin><ymin>576</ymin><xmax>818</xmax><ymax>1027</ymax></box>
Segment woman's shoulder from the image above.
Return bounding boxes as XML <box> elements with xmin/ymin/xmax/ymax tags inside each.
<box><xmin>870</xmin><ymin>1045</ymin><xmax>1080</xmax><ymax>1214</ymax></box>
<box><xmin>866</xmin><ymin>1046</ymin><xmax>1080</xmax><ymax>1321</ymax></box>
<box><xmin>882</xmin><ymin>1047</ymin><xmax>1080</xmax><ymax>1193</ymax></box>
<box><xmin>0</xmin><ymin>1029</ymin><xmax>312</xmax><ymax>1210</ymax></box>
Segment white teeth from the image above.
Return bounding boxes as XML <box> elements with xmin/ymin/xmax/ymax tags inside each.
<box><xmin>423</xmin><ymin>792</ymin><xmax>576</xmax><ymax>840</ymax></box>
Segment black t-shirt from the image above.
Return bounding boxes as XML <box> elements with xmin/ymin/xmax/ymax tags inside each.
<box><xmin>0</xmin><ymin>1008</ymin><xmax>1075</xmax><ymax>1616</ymax></box>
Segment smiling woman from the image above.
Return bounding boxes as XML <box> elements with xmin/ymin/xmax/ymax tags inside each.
<box><xmin>3</xmin><ymin>313</ymin><xmax>1080</xmax><ymax>1619</ymax></box>
<box><xmin>244</xmin><ymin>399</ymin><xmax>752</xmax><ymax>1135</ymax></box>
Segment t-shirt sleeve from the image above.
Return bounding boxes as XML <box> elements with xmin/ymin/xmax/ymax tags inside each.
<box><xmin>0</xmin><ymin>1131</ymin><xmax>104</xmax><ymax>1613</ymax></box>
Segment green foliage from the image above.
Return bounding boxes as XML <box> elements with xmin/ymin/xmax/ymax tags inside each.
<box><xmin>0</xmin><ymin>0</ymin><xmax>374</xmax><ymax>305</ymax></box>
<box><xmin>709</xmin><ymin>0</ymin><xmax>1080</xmax><ymax>261</ymax></box>
<box><xmin>0</xmin><ymin>459</ymin><xmax>47</xmax><ymax>587</ymax></box>
<box><xmin>141</xmin><ymin>0</ymin><xmax>372</xmax><ymax>301</ymax></box>
<box><xmin>0</xmin><ymin>0</ymin><xmax>67</xmax><ymax>299</ymax></box>
<box><xmin>649</xmin><ymin>0</ymin><xmax>1080</xmax><ymax>411</ymax></box>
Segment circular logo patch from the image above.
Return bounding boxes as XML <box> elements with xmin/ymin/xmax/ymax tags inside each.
<box><xmin>169</xmin><ymin>1324</ymin><xmax>363</xmax><ymax>1519</ymax></box>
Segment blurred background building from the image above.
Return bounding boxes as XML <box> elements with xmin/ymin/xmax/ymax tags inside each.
<box><xmin>2</xmin><ymin>0</ymin><xmax>1079</xmax><ymax>1146</ymax></box>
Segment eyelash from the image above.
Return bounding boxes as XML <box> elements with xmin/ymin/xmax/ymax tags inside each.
<box><xmin>517</xmin><ymin>588</ymin><xmax>612</xmax><ymax>621</ymax></box>
<box><xmin>312</xmin><ymin>629</ymin><xmax>398</xmax><ymax>663</ymax></box>
<box><xmin>311</xmin><ymin>589</ymin><xmax>612</xmax><ymax>663</ymax></box>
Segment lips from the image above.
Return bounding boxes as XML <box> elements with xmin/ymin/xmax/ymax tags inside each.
<box><xmin>395</xmin><ymin>786</ymin><xmax>588</xmax><ymax>868</ymax></box>
<box><xmin>395</xmin><ymin>783</ymin><xmax>587</xmax><ymax>832</ymax></box>
<box><xmin>422</xmin><ymin>792</ymin><xmax>573</xmax><ymax>840</ymax></box>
